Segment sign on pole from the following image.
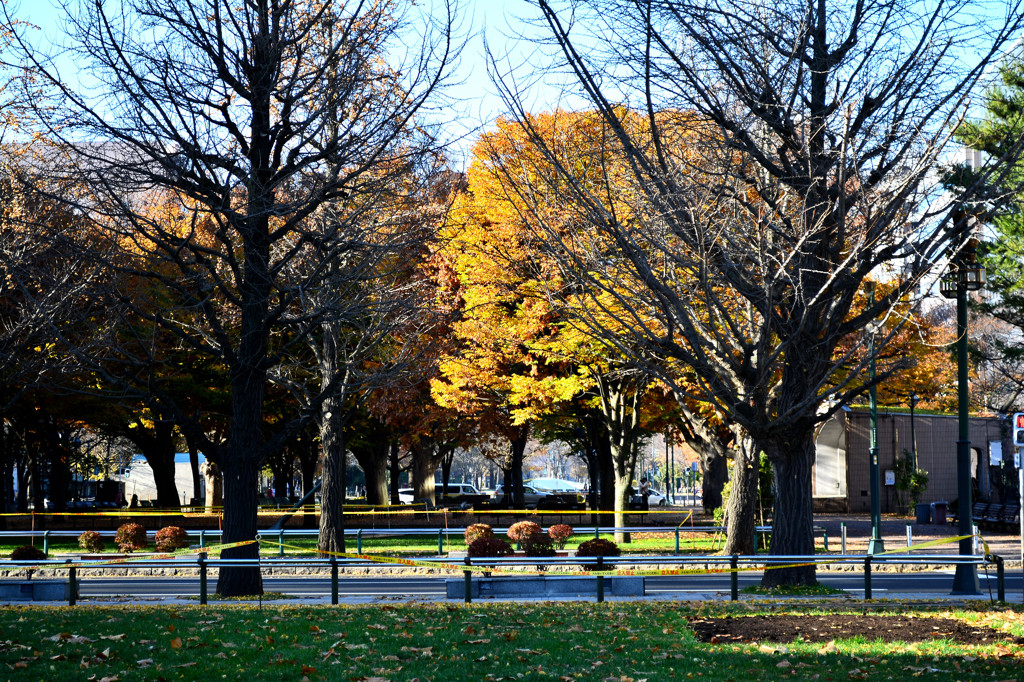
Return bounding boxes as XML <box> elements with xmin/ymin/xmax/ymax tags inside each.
<box><xmin>1015</xmin><ymin>442</ymin><xmax>1024</xmax><ymax>604</ymax></box>
<box><xmin>1013</xmin><ymin>413</ymin><xmax>1024</xmax><ymax>446</ymax></box>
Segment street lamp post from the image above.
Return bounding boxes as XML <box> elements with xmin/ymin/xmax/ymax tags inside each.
<box><xmin>664</xmin><ymin>436</ymin><xmax>670</xmax><ymax>505</ymax></box>
<box><xmin>866</xmin><ymin>282</ymin><xmax>884</xmax><ymax>555</ymax></box>
<box><xmin>909</xmin><ymin>393</ymin><xmax>919</xmax><ymax>470</ymax></box>
<box><xmin>939</xmin><ymin>238</ymin><xmax>985</xmax><ymax>595</ymax></box>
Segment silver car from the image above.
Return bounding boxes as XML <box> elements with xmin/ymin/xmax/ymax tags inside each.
<box><xmin>491</xmin><ymin>484</ymin><xmax>547</xmax><ymax>509</ymax></box>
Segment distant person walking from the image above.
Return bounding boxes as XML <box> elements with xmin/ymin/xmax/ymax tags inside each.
<box><xmin>639</xmin><ymin>478</ymin><xmax>652</xmax><ymax>511</ymax></box>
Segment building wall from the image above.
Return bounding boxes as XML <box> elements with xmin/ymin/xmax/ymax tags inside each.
<box><xmin>831</xmin><ymin>410</ymin><xmax>1008</xmax><ymax>513</ymax></box>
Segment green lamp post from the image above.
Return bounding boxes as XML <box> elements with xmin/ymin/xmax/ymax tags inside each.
<box><xmin>939</xmin><ymin>237</ymin><xmax>985</xmax><ymax>595</ymax></box>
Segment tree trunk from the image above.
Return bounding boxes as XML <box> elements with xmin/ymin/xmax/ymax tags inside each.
<box><xmin>150</xmin><ymin>420</ymin><xmax>181</xmax><ymax>508</ymax></box>
<box><xmin>440</xmin><ymin>448</ymin><xmax>454</xmax><ymax>490</ymax></box>
<box><xmin>216</xmin><ymin>453</ymin><xmax>263</xmax><ymax>596</ymax></box>
<box><xmin>47</xmin><ymin>434</ymin><xmax>71</xmax><ymax>513</ymax></box>
<box><xmin>350</xmin><ymin>440</ymin><xmax>389</xmax><ymax>505</ymax></box>
<box><xmin>595</xmin><ymin>436</ymin><xmax>614</xmax><ymax>511</ymax></box>
<box><xmin>0</xmin><ymin>416</ymin><xmax>9</xmax><ymax>519</ymax></box>
<box><xmin>185</xmin><ymin>431</ymin><xmax>202</xmax><ymax>505</ymax></box>
<box><xmin>584</xmin><ymin>444</ymin><xmax>599</xmax><ymax>524</ymax></box>
<box><xmin>594</xmin><ymin>376</ymin><xmax>644</xmax><ymax>544</ymax></box>
<box><xmin>201</xmin><ymin>461</ymin><xmax>222</xmax><ymax>511</ymax></box>
<box><xmin>509</xmin><ymin>431</ymin><xmax>527</xmax><ymax>508</ymax></box>
<box><xmin>16</xmin><ymin>427</ymin><xmax>28</xmax><ymax>512</ymax></box>
<box><xmin>270</xmin><ymin>448</ymin><xmax>295</xmax><ymax>499</ymax></box>
<box><xmin>613</xmin><ymin>469</ymin><xmax>634</xmax><ymax>543</ymax></box>
<box><xmin>723</xmin><ymin>435</ymin><xmax>758</xmax><ymax>556</ymax></box>
<box><xmin>125</xmin><ymin>419</ymin><xmax>181</xmax><ymax>509</ymax></box>
<box><xmin>673</xmin><ymin>403</ymin><xmax>729</xmax><ymax>515</ymax></box>
<box><xmin>701</xmin><ymin>441</ymin><xmax>729</xmax><ymax>515</ymax></box>
<box><xmin>388</xmin><ymin>442</ymin><xmax>401</xmax><ymax>505</ymax></box>
<box><xmin>761</xmin><ymin>434</ymin><xmax>817</xmax><ymax>587</ymax></box>
<box><xmin>411</xmin><ymin>440</ymin><xmax>438</xmax><ymax>503</ymax></box>
<box><xmin>295</xmin><ymin>432</ymin><xmax>318</xmax><ymax>528</ymax></box>
<box><xmin>318</xmin><ymin>400</ymin><xmax>347</xmax><ymax>555</ymax></box>
<box><xmin>28</xmin><ymin>431</ymin><xmax>43</xmax><ymax>514</ymax></box>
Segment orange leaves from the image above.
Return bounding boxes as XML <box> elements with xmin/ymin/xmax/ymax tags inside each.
<box><xmin>435</xmin><ymin>108</ymin><xmax>670</xmax><ymax>426</ymax></box>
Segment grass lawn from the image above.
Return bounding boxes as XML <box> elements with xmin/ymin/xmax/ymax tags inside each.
<box><xmin>0</xmin><ymin>602</ymin><xmax>1021</xmax><ymax>680</ymax></box>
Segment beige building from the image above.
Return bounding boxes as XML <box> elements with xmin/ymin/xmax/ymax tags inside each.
<box><xmin>813</xmin><ymin>408</ymin><xmax>1013</xmax><ymax>513</ymax></box>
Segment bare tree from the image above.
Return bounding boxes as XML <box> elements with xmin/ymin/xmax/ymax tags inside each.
<box><xmin>496</xmin><ymin>0</ymin><xmax>1024</xmax><ymax>585</ymax></box>
<box><xmin>7</xmin><ymin>0</ymin><xmax>460</xmax><ymax>595</ymax></box>
<box><xmin>307</xmin><ymin>193</ymin><xmax>447</xmax><ymax>555</ymax></box>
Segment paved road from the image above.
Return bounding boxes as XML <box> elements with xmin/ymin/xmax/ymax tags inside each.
<box><xmin>75</xmin><ymin>571</ymin><xmax>1024</xmax><ymax>601</ymax></box>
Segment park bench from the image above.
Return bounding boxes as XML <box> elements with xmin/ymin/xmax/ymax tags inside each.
<box><xmin>995</xmin><ymin>503</ymin><xmax>1020</xmax><ymax>530</ymax></box>
<box><xmin>981</xmin><ymin>503</ymin><xmax>1004</xmax><ymax>528</ymax></box>
<box><xmin>949</xmin><ymin>501</ymin><xmax>989</xmax><ymax>526</ymax></box>
<box><xmin>952</xmin><ymin>502</ymin><xmax>1020</xmax><ymax>531</ymax></box>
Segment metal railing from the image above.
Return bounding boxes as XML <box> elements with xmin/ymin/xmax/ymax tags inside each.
<box><xmin>1</xmin><ymin>551</ymin><xmax>1005</xmax><ymax>606</ymax></box>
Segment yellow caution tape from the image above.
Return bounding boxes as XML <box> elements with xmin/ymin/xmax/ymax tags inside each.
<box><xmin>2</xmin><ymin>505</ymin><xmax>695</xmax><ymax>518</ymax></box>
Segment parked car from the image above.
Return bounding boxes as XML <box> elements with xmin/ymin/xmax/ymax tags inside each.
<box><xmin>398</xmin><ymin>484</ymin><xmax>489</xmax><ymax>507</ymax></box>
<box><xmin>491</xmin><ymin>484</ymin><xmax>548</xmax><ymax>509</ymax></box>
<box><xmin>527</xmin><ymin>479</ymin><xmax>587</xmax><ymax>509</ymax></box>
<box><xmin>435</xmin><ymin>483</ymin><xmax>489</xmax><ymax>507</ymax></box>
<box><xmin>628</xmin><ymin>489</ymin><xmax>667</xmax><ymax>509</ymax></box>
<box><xmin>527</xmin><ymin>477</ymin><xmax>584</xmax><ymax>493</ymax></box>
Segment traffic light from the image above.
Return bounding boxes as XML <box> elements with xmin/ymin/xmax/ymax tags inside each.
<box><xmin>1014</xmin><ymin>413</ymin><xmax>1024</xmax><ymax>446</ymax></box>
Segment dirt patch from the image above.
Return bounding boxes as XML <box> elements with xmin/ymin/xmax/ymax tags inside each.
<box><xmin>689</xmin><ymin>615</ymin><xmax>1024</xmax><ymax>645</ymax></box>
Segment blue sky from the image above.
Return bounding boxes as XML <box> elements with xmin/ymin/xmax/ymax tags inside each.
<box><xmin>11</xmin><ymin>0</ymin><xmax>567</xmax><ymax>163</ymax></box>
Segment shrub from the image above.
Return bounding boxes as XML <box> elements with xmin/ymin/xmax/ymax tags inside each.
<box><xmin>10</xmin><ymin>545</ymin><xmax>46</xmax><ymax>561</ymax></box>
<box><xmin>154</xmin><ymin>526</ymin><xmax>190</xmax><ymax>552</ymax></box>
<box><xmin>467</xmin><ymin>537</ymin><xmax>514</xmax><ymax>558</ymax></box>
<box><xmin>521</xmin><ymin>532</ymin><xmax>556</xmax><ymax>557</ymax></box>
<box><xmin>78</xmin><ymin>531</ymin><xmax>105</xmax><ymax>553</ymax></box>
<box><xmin>114</xmin><ymin>523</ymin><xmax>148</xmax><ymax>553</ymax></box>
<box><xmin>464</xmin><ymin>523</ymin><xmax>494</xmax><ymax>545</ymax></box>
<box><xmin>547</xmin><ymin>524</ymin><xmax>574</xmax><ymax>549</ymax></box>
<box><xmin>507</xmin><ymin>520</ymin><xmax>542</xmax><ymax>543</ymax></box>
<box><xmin>576</xmin><ymin>538</ymin><xmax>620</xmax><ymax>570</ymax></box>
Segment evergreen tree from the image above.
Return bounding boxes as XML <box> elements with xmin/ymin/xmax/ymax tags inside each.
<box><xmin>955</xmin><ymin>60</ymin><xmax>1024</xmax><ymax>411</ymax></box>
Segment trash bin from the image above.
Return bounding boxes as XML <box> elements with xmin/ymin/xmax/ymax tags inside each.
<box><xmin>931</xmin><ymin>501</ymin><xmax>947</xmax><ymax>525</ymax></box>
<box><xmin>916</xmin><ymin>503</ymin><xmax>931</xmax><ymax>525</ymax></box>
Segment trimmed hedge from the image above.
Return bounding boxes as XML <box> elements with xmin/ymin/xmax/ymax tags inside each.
<box><xmin>467</xmin><ymin>537</ymin><xmax>514</xmax><ymax>558</ymax></box>
<box><xmin>576</xmin><ymin>538</ymin><xmax>620</xmax><ymax>570</ymax></box>
<box><xmin>115</xmin><ymin>523</ymin><xmax>148</xmax><ymax>553</ymax></box>
<box><xmin>154</xmin><ymin>526</ymin><xmax>189</xmax><ymax>552</ymax></box>
<box><xmin>78</xmin><ymin>531</ymin><xmax>105</xmax><ymax>553</ymax></box>
<box><xmin>464</xmin><ymin>524</ymin><xmax>494</xmax><ymax>545</ymax></box>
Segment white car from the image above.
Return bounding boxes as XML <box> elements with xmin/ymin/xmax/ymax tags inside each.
<box><xmin>648</xmin><ymin>490</ymin><xmax>667</xmax><ymax>506</ymax></box>
<box><xmin>629</xmin><ymin>489</ymin><xmax>668</xmax><ymax>508</ymax></box>
<box><xmin>398</xmin><ymin>484</ymin><xmax>487</xmax><ymax>505</ymax></box>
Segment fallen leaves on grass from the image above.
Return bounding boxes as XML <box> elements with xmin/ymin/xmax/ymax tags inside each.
<box><xmin>48</xmin><ymin>633</ymin><xmax>94</xmax><ymax>644</ymax></box>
